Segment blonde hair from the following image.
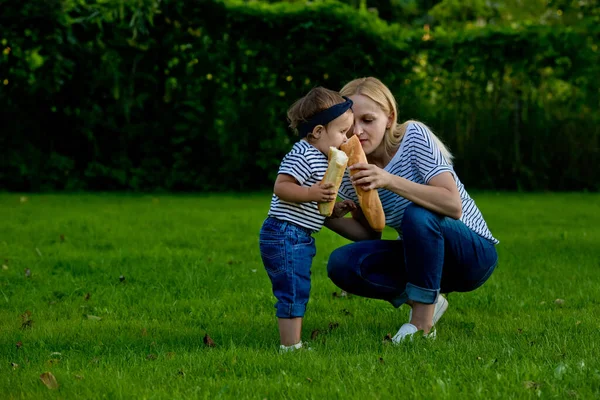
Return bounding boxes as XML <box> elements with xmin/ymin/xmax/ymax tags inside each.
<box><xmin>287</xmin><ymin>86</ymin><xmax>347</xmax><ymax>142</ymax></box>
<box><xmin>340</xmin><ymin>77</ymin><xmax>453</xmax><ymax>164</ymax></box>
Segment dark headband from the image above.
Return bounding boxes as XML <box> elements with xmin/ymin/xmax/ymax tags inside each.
<box><xmin>297</xmin><ymin>96</ymin><xmax>353</xmax><ymax>138</ymax></box>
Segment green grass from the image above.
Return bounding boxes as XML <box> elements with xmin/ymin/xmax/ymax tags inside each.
<box><xmin>1</xmin><ymin>192</ymin><xmax>599</xmax><ymax>399</ymax></box>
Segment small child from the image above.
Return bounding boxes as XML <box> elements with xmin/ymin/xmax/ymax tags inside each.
<box><xmin>259</xmin><ymin>87</ymin><xmax>356</xmax><ymax>352</ymax></box>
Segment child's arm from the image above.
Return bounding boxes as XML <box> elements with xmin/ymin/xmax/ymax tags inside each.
<box><xmin>274</xmin><ymin>174</ymin><xmax>336</xmax><ymax>203</ymax></box>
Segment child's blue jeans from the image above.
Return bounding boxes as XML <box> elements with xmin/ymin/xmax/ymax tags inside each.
<box><xmin>259</xmin><ymin>217</ymin><xmax>316</xmax><ymax>318</ymax></box>
<box><xmin>327</xmin><ymin>204</ymin><xmax>498</xmax><ymax>306</ymax></box>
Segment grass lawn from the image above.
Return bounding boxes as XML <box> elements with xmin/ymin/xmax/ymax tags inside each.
<box><xmin>0</xmin><ymin>191</ymin><xmax>599</xmax><ymax>399</ymax></box>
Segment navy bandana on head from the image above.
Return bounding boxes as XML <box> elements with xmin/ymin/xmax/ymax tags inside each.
<box><xmin>298</xmin><ymin>96</ymin><xmax>353</xmax><ymax>138</ymax></box>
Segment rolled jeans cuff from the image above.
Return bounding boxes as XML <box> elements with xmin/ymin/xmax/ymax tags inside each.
<box><xmin>406</xmin><ymin>283</ymin><xmax>439</xmax><ymax>304</ymax></box>
<box><xmin>276</xmin><ymin>303</ymin><xmax>306</xmax><ymax>318</ymax></box>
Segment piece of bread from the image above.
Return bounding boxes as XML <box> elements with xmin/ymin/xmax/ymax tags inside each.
<box><xmin>318</xmin><ymin>147</ymin><xmax>349</xmax><ymax>216</ymax></box>
<box><xmin>340</xmin><ymin>135</ymin><xmax>386</xmax><ymax>232</ymax></box>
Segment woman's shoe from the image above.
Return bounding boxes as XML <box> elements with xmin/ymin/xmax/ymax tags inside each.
<box><xmin>391</xmin><ymin>323</ymin><xmax>437</xmax><ymax>344</ymax></box>
<box><xmin>408</xmin><ymin>295</ymin><xmax>448</xmax><ymax>326</ymax></box>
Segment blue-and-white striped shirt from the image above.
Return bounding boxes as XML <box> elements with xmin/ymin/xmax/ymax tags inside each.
<box><xmin>268</xmin><ymin>140</ymin><xmax>329</xmax><ymax>233</ymax></box>
<box><xmin>338</xmin><ymin>122</ymin><xmax>499</xmax><ymax>244</ymax></box>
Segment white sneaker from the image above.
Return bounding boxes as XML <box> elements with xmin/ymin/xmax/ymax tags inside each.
<box><xmin>279</xmin><ymin>341</ymin><xmax>303</xmax><ymax>353</ymax></box>
<box><xmin>279</xmin><ymin>341</ymin><xmax>313</xmax><ymax>353</ymax></box>
<box><xmin>408</xmin><ymin>294</ymin><xmax>448</xmax><ymax>326</ymax></box>
<box><xmin>391</xmin><ymin>323</ymin><xmax>437</xmax><ymax>344</ymax></box>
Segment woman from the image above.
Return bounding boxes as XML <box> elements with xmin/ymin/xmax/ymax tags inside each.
<box><xmin>325</xmin><ymin>77</ymin><xmax>499</xmax><ymax>343</ymax></box>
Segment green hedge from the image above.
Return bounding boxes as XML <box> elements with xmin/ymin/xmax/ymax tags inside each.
<box><xmin>1</xmin><ymin>0</ymin><xmax>598</xmax><ymax>191</ymax></box>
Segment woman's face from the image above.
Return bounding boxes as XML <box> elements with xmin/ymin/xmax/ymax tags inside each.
<box><xmin>348</xmin><ymin>94</ymin><xmax>391</xmax><ymax>155</ymax></box>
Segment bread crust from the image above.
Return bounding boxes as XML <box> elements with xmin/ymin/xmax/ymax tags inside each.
<box><xmin>340</xmin><ymin>136</ymin><xmax>386</xmax><ymax>232</ymax></box>
<box><xmin>318</xmin><ymin>147</ymin><xmax>349</xmax><ymax>216</ymax></box>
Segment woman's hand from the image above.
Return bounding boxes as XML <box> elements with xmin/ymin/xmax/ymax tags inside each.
<box><xmin>329</xmin><ymin>199</ymin><xmax>357</xmax><ymax>219</ymax></box>
<box><xmin>349</xmin><ymin>163</ymin><xmax>391</xmax><ymax>191</ymax></box>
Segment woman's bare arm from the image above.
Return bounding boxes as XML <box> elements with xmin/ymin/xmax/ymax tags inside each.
<box><xmin>384</xmin><ymin>172</ymin><xmax>462</xmax><ymax>219</ymax></box>
<box><xmin>325</xmin><ymin>207</ymin><xmax>382</xmax><ymax>242</ymax></box>
<box><xmin>350</xmin><ymin>163</ymin><xmax>462</xmax><ymax>220</ymax></box>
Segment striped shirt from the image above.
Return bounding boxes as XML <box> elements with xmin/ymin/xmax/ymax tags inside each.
<box><xmin>338</xmin><ymin>122</ymin><xmax>499</xmax><ymax>244</ymax></box>
<box><xmin>267</xmin><ymin>140</ymin><xmax>329</xmax><ymax>233</ymax></box>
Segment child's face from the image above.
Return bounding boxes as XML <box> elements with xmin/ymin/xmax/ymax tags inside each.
<box><xmin>317</xmin><ymin>110</ymin><xmax>353</xmax><ymax>153</ymax></box>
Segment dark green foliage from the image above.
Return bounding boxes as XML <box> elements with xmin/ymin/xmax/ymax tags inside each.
<box><xmin>0</xmin><ymin>0</ymin><xmax>598</xmax><ymax>191</ymax></box>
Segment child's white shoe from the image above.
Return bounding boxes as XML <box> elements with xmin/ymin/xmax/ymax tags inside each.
<box><xmin>279</xmin><ymin>341</ymin><xmax>313</xmax><ymax>353</ymax></box>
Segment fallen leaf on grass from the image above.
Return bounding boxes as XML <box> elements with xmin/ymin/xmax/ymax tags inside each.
<box><xmin>141</xmin><ymin>328</ymin><xmax>148</xmax><ymax>336</ymax></box>
<box><xmin>554</xmin><ymin>363</ymin><xmax>567</xmax><ymax>379</ymax></box>
<box><xmin>74</xmin><ymin>374</ymin><xmax>84</xmax><ymax>380</ymax></box>
<box><xmin>21</xmin><ymin>310</ymin><xmax>33</xmax><ymax>329</ymax></box>
<box><xmin>60</xmin><ymin>234</ymin><xmax>65</xmax><ymax>242</ymax></box>
<box><xmin>40</xmin><ymin>372</ymin><xmax>59</xmax><ymax>389</ymax></box>
<box><xmin>555</xmin><ymin>298</ymin><xmax>565</xmax><ymax>305</ymax></box>
<box><xmin>204</xmin><ymin>334</ymin><xmax>216</xmax><ymax>347</ymax></box>
<box><xmin>86</xmin><ymin>315</ymin><xmax>102</xmax><ymax>321</ymax></box>
<box><xmin>306</xmin><ymin>377</ymin><xmax>313</xmax><ymax>383</ymax></box>
<box><xmin>166</xmin><ymin>352</ymin><xmax>175</xmax><ymax>359</ymax></box>
<box><xmin>146</xmin><ymin>354</ymin><xmax>157</xmax><ymax>360</ymax></box>
<box><xmin>523</xmin><ymin>381</ymin><xmax>541</xmax><ymax>389</ymax></box>
<box><xmin>310</xmin><ymin>330</ymin><xmax>320</xmax><ymax>340</ymax></box>
<box><xmin>332</xmin><ymin>291</ymin><xmax>350</xmax><ymax>298</ymax></box>
<box><xmin>16</xmin><ymin>341</ymin><xmax>22</xmax><ymax>349</ymax></box>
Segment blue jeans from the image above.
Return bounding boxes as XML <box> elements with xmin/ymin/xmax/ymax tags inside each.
<box><xmin>327</xmin><ymin>204</ymin><xmax>498</xmax><ymax>306</ymax></box>
<box><xmin>259</xmin><ymin>217</ymin><xmax>316</xmax><ymax>318</ymax></box>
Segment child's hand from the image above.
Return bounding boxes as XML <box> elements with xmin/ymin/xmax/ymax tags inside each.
<box><xmin>330</xmin><ymin>199</ymin><xmax>357</xmax><ymax>218</ymax></box>
<box><xmin>308</xmin><ymin>182</ymin><xmax>336</xmax><ymax>203</ymax></box>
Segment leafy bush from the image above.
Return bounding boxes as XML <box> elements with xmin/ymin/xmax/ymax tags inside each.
<box><xmin>0</xmin><ymin>0</ymin><xmax>597</xmax><ymax>191</ymax></box>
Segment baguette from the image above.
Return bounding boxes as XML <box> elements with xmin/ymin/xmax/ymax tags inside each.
<box><xmin>318</xmin><ymin>147</ymin><xmax>349</xmax><ymax>216</ymax></box>
<box><xmin>340</xmin><ymin>135</ymin><xmax>386</xmax><ymax>232</ymax></box>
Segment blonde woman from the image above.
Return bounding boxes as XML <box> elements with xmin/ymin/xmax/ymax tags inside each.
<box><xmin>325</xmin><ymin>77</ymin><xmax>499</xmax><ymax>342</ymax></box>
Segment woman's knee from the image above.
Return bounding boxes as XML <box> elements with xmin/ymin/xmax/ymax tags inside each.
<box><xmin>327</xmin><ymin>246</ymin><xmax>348</xmax><ymax>281</ymax></box>
<box><xmin>402</xmin><ymin>203</ymin><xmax>439</xmax><ymax>233</ymax></box>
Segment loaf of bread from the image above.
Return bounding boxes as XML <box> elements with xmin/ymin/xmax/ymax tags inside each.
<box><xmin>318</xmin><ymin>147</ymin><xmax>349</xmax><ymax>216</ymax></box>
<box><xmin>340</xmin><ymin>135</ymin><xmax>386</xmax><ymax>232</ymax></box>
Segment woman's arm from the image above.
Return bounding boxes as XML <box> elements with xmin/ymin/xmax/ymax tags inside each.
<box><xmin>385</xmin><ymin>172</ymin><xmax>462</xmax><ymax>219</ymax></box>
<box><xmin>350</xmin><ymin>165</ymin><xmax>462</xmax><ymax>220</ymax></box>
<box><xmin>325</xmin><ymin>206</ymin><xmax>382</xmax><ymax>242</ymax></box>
